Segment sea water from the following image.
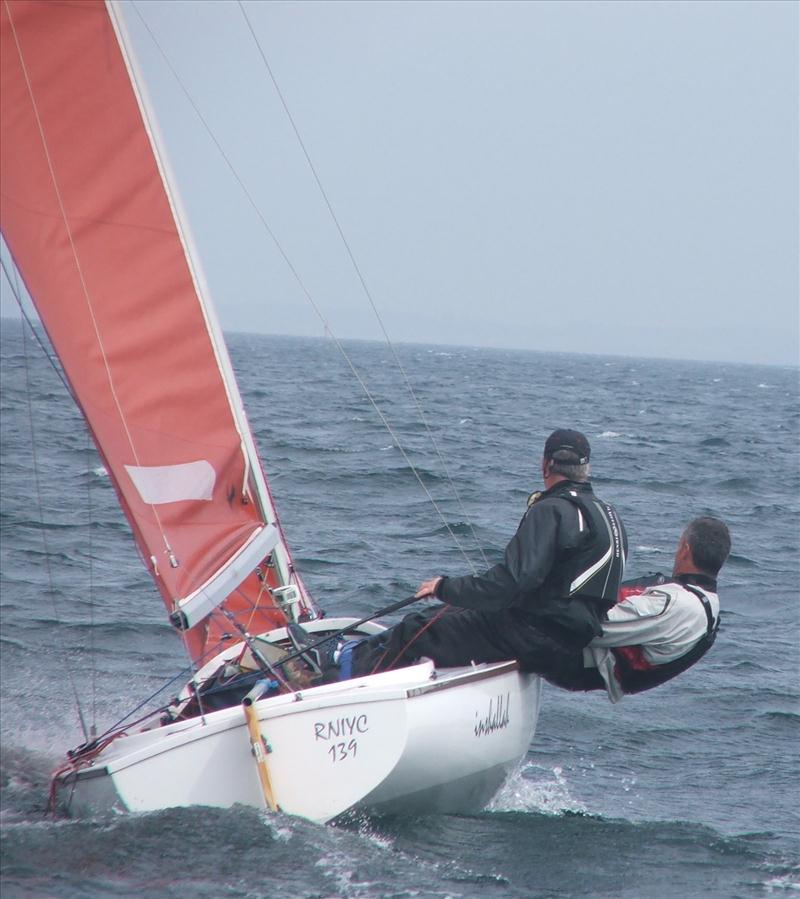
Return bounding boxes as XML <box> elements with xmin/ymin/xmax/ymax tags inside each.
<box><xmin>1</xmin><ymin>321</ymin><xmax>798</xmax><ymax>897</ymax></box>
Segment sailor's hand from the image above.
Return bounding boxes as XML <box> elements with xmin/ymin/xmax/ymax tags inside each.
<box><xmin>416</xmin><ymin>577</ymin><xmax>442</xmax><ymax>599</ymax></box>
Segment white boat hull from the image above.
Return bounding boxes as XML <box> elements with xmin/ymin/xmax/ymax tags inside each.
<box><xmin>59</xmin><ymin>659</ymin><xmax>541</xmax><ymax>824</ymax></box>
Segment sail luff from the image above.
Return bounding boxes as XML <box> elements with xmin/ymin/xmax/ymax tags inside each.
<box><xmin>105</xmin><ymin>1</ymin><xmax>267</xmax><ymax>556</ymax></box>
<box><xmin>108</xmin><ymin>0</ymin><xmax>306</xmax><ymax>604</ymax></box>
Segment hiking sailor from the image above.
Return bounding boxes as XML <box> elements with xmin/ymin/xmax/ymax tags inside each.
<box><xmin>295</xmin><ymin>429</ymin><xmax>630</xmax><ymax>680</ymax></box>
<box><xmin>555</xmin><ymin>515</ymin><xmax>730</xmax><ymax>701</ymax></box>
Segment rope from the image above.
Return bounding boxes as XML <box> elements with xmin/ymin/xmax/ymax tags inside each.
<box><xmin>369</xmin><ymin>604</ymin><xmax>451</xmax><ymax>675</ymax></box>
<box><xmin>130</xmin><ymin>1</ymin><xmax>481</xmax><ymax>576</ymax></box>
<box><xmin>240</xmin><ymin>574</ymin><xmax>277</xmax><ymax>635</ymax></box>
<box><xmin>217</xmin><ymin>607</ymin><xmax>293</xmax><ymax>692</ymax></box>
<box><xmin>237</xmin><ymin>1</ymin><xmax>489</xmax><ymax>571</ymax></box>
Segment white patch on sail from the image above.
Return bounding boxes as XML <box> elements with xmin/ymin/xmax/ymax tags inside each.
<box><xmin>125</xmin><ymin>461</ymin><xmax>216</xmax><ymax>504</ymax></box>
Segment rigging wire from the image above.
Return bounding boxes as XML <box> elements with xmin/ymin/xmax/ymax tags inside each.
<box><xmin>129</xmin><ymin>1</ymin><xmax>483</xmax><ymax>576</ymax></box>
<box><xmin>84</xmin><ymin>426</ymin><xmax>98</xmax><ymax>735</ymax></box>
<box><xmin>236</xmin><ymin>0</ymin><xmax>490</xmax><ymax>572</ymax></box>
<box><xmin>3</xmin><ymin>258</ymin><xmax>90</xmax><ymax>743</ymax></box>
<box><xmin>0</xmin><ymin>255</ymin><xmax>73</xmax><ymax>398</ymax></box>
<box><xmin>90</xmin><ymin>636</ymin><xmax>229</xmax><ymax>742</ymax></box>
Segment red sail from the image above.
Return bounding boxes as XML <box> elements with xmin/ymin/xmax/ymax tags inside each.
<box><xmin>1</xmin><ymin>0</ymin><xmax>313</xmax><ymax>661</ymax></box>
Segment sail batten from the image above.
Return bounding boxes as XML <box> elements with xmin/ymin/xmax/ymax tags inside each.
<box><xmin>1</xmin><ymin>0</ymin><xmax>313</xmax><ymax>660</ymax></box>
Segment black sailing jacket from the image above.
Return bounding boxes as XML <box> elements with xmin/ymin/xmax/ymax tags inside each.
<box><xmin>437</xmin><ymin>480</ymin><xmax>628</xmax><ymax>649</ymax></box>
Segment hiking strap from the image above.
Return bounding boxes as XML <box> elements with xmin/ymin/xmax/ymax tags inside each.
<box><xmin>683</xmin><ymin>583</ymin><xmax>717</xmax><ymax>636</ymax></box>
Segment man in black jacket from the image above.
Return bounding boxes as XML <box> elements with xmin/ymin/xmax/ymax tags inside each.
<box><xmin>317</xmin><ymin>428</ymin><xmax>629</xmax><ymax>680</ymax></box>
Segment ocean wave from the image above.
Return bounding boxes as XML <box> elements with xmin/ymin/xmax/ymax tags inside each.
<box><xmin>714</xmin><ymin>476</ymin><xmax>752</xmax><ymax>490</ymax></box>
<box><xmin>728</xmin><ymin>552</ymin><xmax>758</xmax><ymax>567</ymax></box>
<box><xmin>762</xmin><ymin>870</ymin><xmax>800</xmax><ymax>892</ymax></box>
<box><xmin>408</xmin><ymin>520</ymin><xmax>493</xmax><ymax>545</ymax></box>
<box><xmin>487</xmin><ymin>763</ymin><xmax>588</xmax><ymax>816</ymax></box>
<box><xmin>756</xmin><ymin>710</ymin><xmax>800</xmax><ymax>725</ymax></box>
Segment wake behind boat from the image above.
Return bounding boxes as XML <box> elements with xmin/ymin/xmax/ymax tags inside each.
<box><xmin>1</xmin><ymin>0</ymin><xmax>540</xmax><ymax>822</ymax></box>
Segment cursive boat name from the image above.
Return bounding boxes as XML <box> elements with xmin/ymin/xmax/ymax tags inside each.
<box><xmin>314</xmin><ymin>714</ymin><xmax>368</xmax><ymax>742</ymax></box>
<box><xmin>474</xmin><ymin>692</ymin><xmax>511</xmax><ymax>737</ymax></box>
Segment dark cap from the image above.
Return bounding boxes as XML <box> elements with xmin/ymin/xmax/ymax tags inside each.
<box><xmin>544</xmin><ymin>429</ymin><xmax>590</xmax><ymax>465</ymax></box>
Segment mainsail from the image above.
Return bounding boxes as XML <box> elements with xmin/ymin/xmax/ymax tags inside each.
<box><xmin>0</xmin><ymin>0</ymin><xmax>315</xmax><ymax>661</ymax></box>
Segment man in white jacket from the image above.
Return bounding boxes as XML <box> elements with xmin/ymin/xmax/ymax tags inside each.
<box><xmin>547</xmin><ymin>515</ymin><xmax>730</xmax><ymax>701</ymax></box>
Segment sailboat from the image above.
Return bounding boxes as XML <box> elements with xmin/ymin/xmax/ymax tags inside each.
<box><xmin>0</xmin><ymin>0</ymin><xmax>540</xmax><ymax>823</ymax></box>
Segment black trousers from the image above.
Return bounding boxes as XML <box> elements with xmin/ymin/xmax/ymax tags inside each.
<box><xmin>348</xmin><ymin>604</ymin><xmax>605</xmax><ymax>692</ymax></box>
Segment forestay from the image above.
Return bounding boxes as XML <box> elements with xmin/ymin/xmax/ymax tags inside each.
<box><xmin>0</xmin><ymin>0</ymin><xmax>315</xmax><ymax>661</ymax></box>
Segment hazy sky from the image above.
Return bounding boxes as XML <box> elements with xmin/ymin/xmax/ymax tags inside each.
<box><xmin>2</xmin><ymin>0</ymin><xmax>798</xmax><ymax>366</ymax></box>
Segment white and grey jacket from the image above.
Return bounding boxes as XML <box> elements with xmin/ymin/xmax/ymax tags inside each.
<box><xmin>584</xmin><ymin>576</ymin><xmax>721</xmax><ymax>702</ymax></box>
